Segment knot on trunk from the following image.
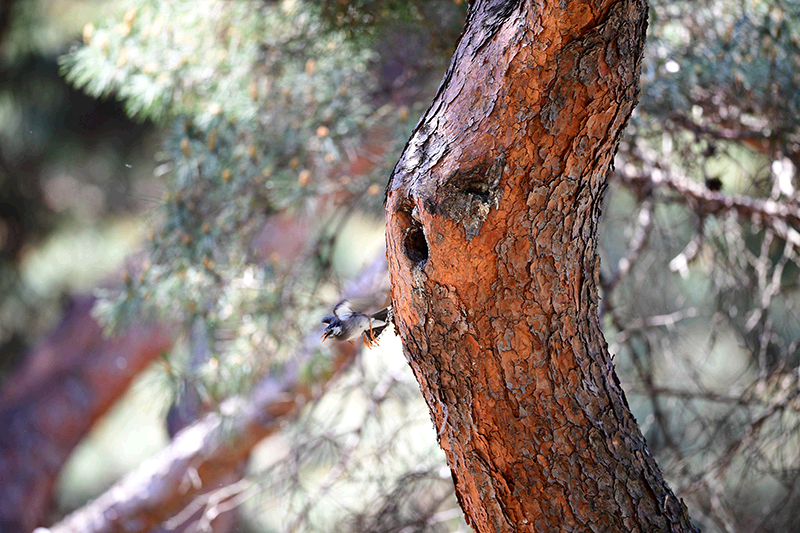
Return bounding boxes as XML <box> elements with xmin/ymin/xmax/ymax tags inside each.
<box><xmin>435</xmin><ymin>153</ymin><xmax>505</xmax><ymax>240</ymax></box>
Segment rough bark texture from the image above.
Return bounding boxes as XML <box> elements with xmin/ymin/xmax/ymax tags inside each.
<box><xmin>385</xmin><ymin>0</ymin><xmax>698</xmax><ymax>531</ymax></box>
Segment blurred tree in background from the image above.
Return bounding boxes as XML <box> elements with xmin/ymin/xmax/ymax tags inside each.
<box><xmin>0</xmin><ymin>0</ymin><xmax>798</xmax><ymax>532</ymax></box>
<box><xmin>0</xmin><ymin>0</ymin><xmax>156</xmax><ymax>375</ymax></box>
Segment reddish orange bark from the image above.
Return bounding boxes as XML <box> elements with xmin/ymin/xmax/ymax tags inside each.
<box><xmin>385</xmin><ymin>0</ymin><xmax>698</xmax><ymax>531</ymax></box>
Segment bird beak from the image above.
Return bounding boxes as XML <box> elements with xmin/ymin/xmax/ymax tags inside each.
<box><xmin>321</xmin><ymin>331</ymin><xmax>330</xmax><ymax>341</ymax></box>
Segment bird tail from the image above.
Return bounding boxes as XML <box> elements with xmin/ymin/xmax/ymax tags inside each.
<box><xmin>368</xmin><ymin>306</ymin><xmax>393</xmax><ymax>339</ymax></box>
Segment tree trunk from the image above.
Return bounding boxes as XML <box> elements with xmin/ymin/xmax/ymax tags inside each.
<box><xmin>384</xmin><ymin>1</ymin><xmax>698</xmax><ymax>531</ymax></box>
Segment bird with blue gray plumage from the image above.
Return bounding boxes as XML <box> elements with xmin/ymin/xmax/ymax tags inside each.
<box><xmin>321</xmin><ymin>300</ymin><xmax>392</xmax><ymax>347</ymax></box>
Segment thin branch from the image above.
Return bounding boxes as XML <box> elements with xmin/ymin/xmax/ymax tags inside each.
<box><xmin>162</xmin><ymin>478</ymin><xmax>254</xmax><ymax>531</ymax></box>
<box><xmin>712</xmin><ymin>386</ymin><xmax>800</xmax><ymax>480</ymax></box>
<box><xmin>622</xmin><ymin>386</ymin><xmax>752</xmax><ymax>405</ymax></box>
<box><xmin>614</xmin><ymin>167</ymin><xmax>800</xmax><ymax>249</ymax></box>
<box><xmin>599</xmin><ymin>196</ymin><xmax>654</xmax><ymax>316</ymax></box>
<box><xmin>610</xmin><ymin>307</ymin><xmax>700</xmax><ymax>348</ymax></box>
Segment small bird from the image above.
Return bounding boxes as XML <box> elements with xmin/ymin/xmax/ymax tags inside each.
<box><xmin>321</xmin><ymin>300</ymin><xmax>392</xmax><ymax>347</ymax></box>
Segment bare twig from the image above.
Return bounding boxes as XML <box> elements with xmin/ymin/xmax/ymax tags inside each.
<box><xmin>599</xmin><ymin>197</ymin><xmax>654</xmax><ymax>316</ymax></box>
<box><xmin>615</xmin><ymin>167</ymin><xmax>800</xmax><ymax>249</ymax></box>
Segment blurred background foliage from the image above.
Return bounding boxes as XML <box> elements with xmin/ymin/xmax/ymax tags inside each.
<box><xmin>1</xmin><ymin>0</ymin><xmax>799</xmax><ymax>532</ymax></box>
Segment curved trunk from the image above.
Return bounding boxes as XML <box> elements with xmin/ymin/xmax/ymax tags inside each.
<box><xmin>385</xmin><ymin>0</ymin><xmax>698</xmax><ymax>531</ymax></box>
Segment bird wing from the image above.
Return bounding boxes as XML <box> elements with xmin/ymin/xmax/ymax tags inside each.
<box><xmin>332</xmin><ymin>300</ymin><xmax>354</xmax><ymax>319</ymax></box>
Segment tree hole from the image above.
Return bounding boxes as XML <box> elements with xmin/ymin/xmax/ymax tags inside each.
<box><xmin>404</xmin><ymin>221</ymin><xmax>428</xmax><ymax>264</ymax></box>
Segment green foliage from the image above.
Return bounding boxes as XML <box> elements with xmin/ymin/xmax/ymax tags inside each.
<box><xmin>0</xmin><ymin>0</ymin><xmax>156</xmax><ymax>375</ymax></box>
<box><xmin>601</xmin><ymin>3</ymin><xmax>800</xmax><ymax>530</ymax></box>
<box><xmin>61</xmin><ymin>1</ymin><xmax>375</xmax><ymax>124</ymax></box>
<box><xmin>644</xmin><ymin>0</ymin><xmax>800</xmax><ymax>135</ymax></box>
<box><xmin>315</xmin><ymin>0</ymin><xmax>467</xmax><ymax>48</ymax></box>
<box><xmin>61</xmin><ymin>0</ymin><xmax>412</xmax><ymax>401</ymax></box>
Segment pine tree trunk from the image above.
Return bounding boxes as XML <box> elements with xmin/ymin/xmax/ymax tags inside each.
<box><xmin>385</xmin><ymin>0</ymin><xmax>698</xmax><ymax>531</ymax></box>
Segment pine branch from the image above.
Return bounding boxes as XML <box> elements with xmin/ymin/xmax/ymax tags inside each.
<box><xmin>39</xmin><ymin>256</ymin><xmax>389</xmax><ymax>533</ymax></box>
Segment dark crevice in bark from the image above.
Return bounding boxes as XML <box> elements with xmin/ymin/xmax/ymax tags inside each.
<box><xmin>394</xmin><ymin>200</ymin><xmax>429</xmax><ymax>266</ymax></box>
<box><xmin>404</xmin><ymin>222</ymin><xmax>429</xmax><ymax>264</ymax></box>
